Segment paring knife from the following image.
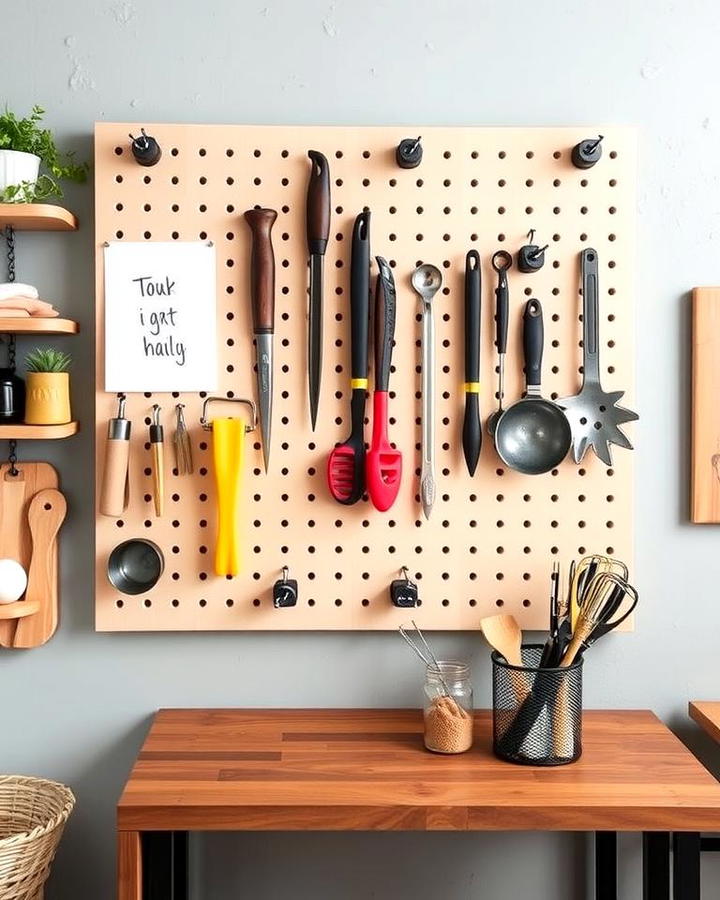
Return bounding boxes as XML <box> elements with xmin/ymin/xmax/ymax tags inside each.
<box><xmin>306</xmin><ymin>150</ymin><xmax>331</xmax><ymax>430</ymax></box>
<box><xmin>462</xmin><ymin>250</ymin><xmax>482</xmax><ymax>475</ymax></box>
<box><xmin>243</xmin><ymin>207</ymin><xmax>277</xmax><ymax>472</ymax></box>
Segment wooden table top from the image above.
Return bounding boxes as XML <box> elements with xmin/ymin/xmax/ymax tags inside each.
<box><xmin>689</xmin><ymin>701</ymin><xmax>720</xmax><ymax>743</ymax></box>
<box><xmin>117</xmin><ymin>709</ymin><xmax>720</xmax><ymax>833</ymax></box>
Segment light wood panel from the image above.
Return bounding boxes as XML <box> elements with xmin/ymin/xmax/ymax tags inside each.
<box><xmin>95</xmin><ymin>123</ymin><xmax>636</xmax><ymax>632</ymax></box>
<box><xmin>691</xmin><ymin>287</ymin><xmax>720</xmax><ymax>521</ymax></box>
<box><xmin>117</xmin><ymin>709</ymin><xmax>720</xmax><ymax>832</ymax></box>
<box><xmin>689</xmin><ymin>700</ymin><xmax>720</xmax><ymax>743</ymax></box>
<box><xmin>0</xmin><ymin>203</ymin><xmax>78</xmax><ymax>231</ymax></box>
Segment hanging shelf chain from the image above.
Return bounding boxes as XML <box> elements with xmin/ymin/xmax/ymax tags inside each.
<box><xmin>4</xmin><ymin>225</ymin><xmax>18</xmax><ymax>475</ymax></box>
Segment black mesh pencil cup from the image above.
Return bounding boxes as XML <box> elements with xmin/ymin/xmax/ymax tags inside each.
<box><xmin>492</xmin><ymin>645</ymin><xmax>583</xmax><ymax>766</ymax></box>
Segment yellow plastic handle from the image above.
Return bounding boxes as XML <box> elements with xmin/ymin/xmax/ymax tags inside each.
<box><xmin>212</xmin><ymin>418</ymin><xmax>246</xmax><ymax>577</ymax></box>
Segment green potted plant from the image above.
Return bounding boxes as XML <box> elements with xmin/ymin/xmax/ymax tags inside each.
<box><xmin>24</xmin><ymin>348</ymin><xmax>72</xmax><ymax>425</ymax></box>
<box><xmin>0</xmin><ymin>105</ymin><xmax>88</xmax><ymax>203</ymax></box>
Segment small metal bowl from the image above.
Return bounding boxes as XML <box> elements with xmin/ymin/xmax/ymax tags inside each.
<box><xmin>107</xmin><ymin>539</ymin><xmax>164</xmax><ymax>595</ymax></box>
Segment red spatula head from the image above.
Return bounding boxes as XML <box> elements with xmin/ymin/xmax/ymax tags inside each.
<box><xmin>366</xmin><ymin>392</ymin><xmax>402</xmax><ymax>511</ymax></box>
<box><xmin>327</xmin><ymin>442</ymin><xmax>364</xmax><ymax>505</ymax></box>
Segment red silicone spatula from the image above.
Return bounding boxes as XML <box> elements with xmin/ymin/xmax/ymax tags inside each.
<box><xmin>366</xmin><ymin>256</ymin><xmax>402</xmax><ymax>511</ymax></box>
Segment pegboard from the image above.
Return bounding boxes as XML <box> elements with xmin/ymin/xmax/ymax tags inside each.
<box><xmin>94</xmin><ymin>123</ymin><xmax>636</xmax><ymax>632</ymax></box>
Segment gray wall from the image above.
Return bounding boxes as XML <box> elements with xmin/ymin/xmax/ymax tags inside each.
<box><xmin>2</xmin><ymin>0</ymin><xmax>720</xmax><ymax>896</ymax></box>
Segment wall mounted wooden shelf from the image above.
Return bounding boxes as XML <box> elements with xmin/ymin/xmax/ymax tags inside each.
<box><xmin>0</xmin><ymin>203</ymin><xmax>78</xmax><ymax>232</ymax></box>
<box><xmin>0</xmin><ymin>422</ymin><xmax>79</xmax><ymax>440</ymax></box>
<box><xmin>0</xmin><ymin>600</ymin><xmax>40</xmax><ymax>620</ymax></box>
<box><xmin>0</xmin><ymin>318</ymin><xmax>79</xmax><ymax>335</ymax></box>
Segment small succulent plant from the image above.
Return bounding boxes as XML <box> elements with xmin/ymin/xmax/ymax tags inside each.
<box><xmin>25</xmin><ymin>347</ymin><xmax>72</xmax><ymax>373</ymax></box>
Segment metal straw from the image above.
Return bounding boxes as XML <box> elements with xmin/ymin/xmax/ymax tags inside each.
<box><xmin>398</xmin><ymin>621</ymin><xmax>450</xmax><ymax>695</ymax></box>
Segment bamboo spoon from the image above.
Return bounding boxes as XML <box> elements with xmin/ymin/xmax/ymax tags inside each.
<box><xmin>480</xmin><ymin>613</ymin><xmax>529</xmax><ymax>708</ymax></box>
<box><xmin>480</xmin><ymin>613</ymin><xmax>523</xmax><ymax>666</ymax></box>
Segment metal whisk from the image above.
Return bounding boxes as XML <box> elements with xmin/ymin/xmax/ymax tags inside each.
<box><xmin>173</xmin><ymin>403</ymin><xmax>194</xmax><ymax>475</ymax></box>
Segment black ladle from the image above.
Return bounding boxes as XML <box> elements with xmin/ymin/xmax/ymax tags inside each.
<box><xmin>494</xmin><ymin>299</ymin><xmax>571</xmax><ymax>475</ymax></box>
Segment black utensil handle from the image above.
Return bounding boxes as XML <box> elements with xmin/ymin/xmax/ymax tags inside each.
<box><xmin>350</xmin><ymin>212</ymin><xmax>371</xmax><ymax>382</ymax></box>
<box><xmin>462</xmin><ymin>393</ymin><xmax>482</xmax><ymax>475</ymax></box>
<box><xmin>581</xmin><ymin>247</ymin><xmax>601</xmax><ymax>380</ymax></box>
<box><xmin>495</xmin><ymin>269</ymin><xmax>509</xmax><ymax>355</ymax></box>
<box><xmin>306</xmin><ymin>151</ymin><xmax>331</xmax><ymax>256</ymax></box>
<box><xmin>465</xmin><ymin>250</ymin><xmax>481</xmax><ymax>384</ymax></box>
<box><xmin>523</xmin><ymin>299</ymin><xmax>544</xmax><ymax>387</ymax></box>
<box><xmin>374</xmin><ymin>256</ymin><xmax>396</xmax><ymax>392</ymax></box>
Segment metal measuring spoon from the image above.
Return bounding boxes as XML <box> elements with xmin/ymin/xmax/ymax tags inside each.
<box><xmin>411</xmin><ymin>264</ymin><xmax>443</xmax><ymax>519</ymax></box>
<box><xmin>487</xmin><ymin>250</ymin><xmax>512</xmax><ymax>438</ymax></box>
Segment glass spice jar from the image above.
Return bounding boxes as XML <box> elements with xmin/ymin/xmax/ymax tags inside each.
<box><xmin>423</xmin><ymin>660</ymin><xmax>474</xmax><ymax>754</ymax></box>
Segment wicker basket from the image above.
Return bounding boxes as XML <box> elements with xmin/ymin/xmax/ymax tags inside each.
<box><xmin>0</xmin><ymin>776</ymin><xmax>75</xmax><ymax>900</ymax></box>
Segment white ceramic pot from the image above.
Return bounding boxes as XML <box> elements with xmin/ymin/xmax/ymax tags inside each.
<box><xmin>0</xmin><ymin>149</ymin><xmax>41</xmax><ymax>194</ymax></box>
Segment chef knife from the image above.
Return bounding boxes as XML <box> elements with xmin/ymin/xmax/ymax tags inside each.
<box><xmin>306</xmin><ymin>150</ymin><xmax>331</xmax><ymax>431</ymax></box>
<box><xmin>243</xmin><ymin>207</ymin><xmax>277</xmax><ymax>472</ymax></box>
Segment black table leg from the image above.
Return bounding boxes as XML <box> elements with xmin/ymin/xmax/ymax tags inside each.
<box><xmin>595</xmin><ymin>831</ymin><xmax>618</xmax><ymax>900</ymax></box>
<box><xmin>643</xmin><ymin>832</ymin><xmax>670</xmax><ymax>900</ymax></box>
<box><xmin>142</xmin><ymin>831</ymin><xmax>189</xmax><ymax>899</ymax></box>
<box><xmin>673</xmin><ymin>832</ymin><xmax>700</xmax><ymax>900</ymax></box>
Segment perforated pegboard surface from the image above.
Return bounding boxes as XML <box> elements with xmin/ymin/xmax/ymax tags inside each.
<box><xmin>94</xmin><ymin>123</ymin><xmax>636</xmax><ymax>631</ymax></box>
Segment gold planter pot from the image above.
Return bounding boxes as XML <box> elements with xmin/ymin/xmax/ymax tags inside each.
<box><xmin>25</xmin><ymin>372</ymin><xmax>71</xmax><ymax>425</ymax></box>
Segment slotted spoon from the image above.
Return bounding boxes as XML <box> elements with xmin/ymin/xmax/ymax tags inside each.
<box><xmin>558</xmin><ymin>248</ymin><xmax>637</xmax><ymax>466</ymax></box>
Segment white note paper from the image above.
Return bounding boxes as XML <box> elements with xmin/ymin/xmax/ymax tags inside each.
<box><xmin>103</xmin><ymin>241</ymin><xmax>217</xmax><ymax>392</ymax></box>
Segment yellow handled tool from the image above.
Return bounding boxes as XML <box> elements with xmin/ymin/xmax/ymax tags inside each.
<box><xmin>201</xmin><ymin>397</ymin><xmax>257</xmax><ymax>578</ymax></box>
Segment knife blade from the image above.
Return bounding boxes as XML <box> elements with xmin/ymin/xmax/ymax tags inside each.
<box><xmin>306</xmin><ymin>150</ymin><xmax>331</xmax><ymax>431</ymax></box>
<box><xmin>243</xmin><ymin>207</ymin><xmax>277</xmax><ymax>472</ymax></box>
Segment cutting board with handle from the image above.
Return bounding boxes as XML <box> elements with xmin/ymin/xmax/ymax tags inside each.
<box><xmin>13</xmin><ymin>489</ymin><xmax>67</xmax><ymax>648</ymax></box>
<box><xmin>0</xmin><ymin>462</ymin><xmax>58</xmax><ymax>647</ymax></box>
<box><xmin>691</xmin><ymin>287</ymin><xmax>720</xmax><ymax>522</ymax></box>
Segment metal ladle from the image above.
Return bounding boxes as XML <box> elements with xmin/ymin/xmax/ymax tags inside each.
<box><xmin>494</xmin><ymin>299</ymin><xmax>571</xmax><ymax>475</ymax></box>
<box><xmin>411</xmin><ymin>264</ymin><xmax>443</xmax><ymax>519</ymax></box>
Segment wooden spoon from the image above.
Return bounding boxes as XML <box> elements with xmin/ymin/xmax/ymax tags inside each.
<box><xmin>480</xmin><ymin>613</ymin><xmax>529</xmax><ymax>708</ymax></box>
<box><xmin>480</xmin><ymin>613</ymin><xmax>523</xmax><ymax>665</ymax></box>
<box><xmin>13</xmin><ymin>489</ymin><xmax>67</xmax><ymax>648</ymax></box>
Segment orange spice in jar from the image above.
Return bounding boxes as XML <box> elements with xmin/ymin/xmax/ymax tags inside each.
<box><xmin>423</xmin><ymin>661</ymin><xmax>474</xmax><ymax>754</ymax></box>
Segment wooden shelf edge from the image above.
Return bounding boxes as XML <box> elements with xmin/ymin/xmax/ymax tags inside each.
<box><xmin>0</xmin><ymin>203</ymin><xmax>78</xmax><ymax>232</ymax></box>
<box><xmin>0</xmin><ymin>317</ymin><xmax>79</xmax><ymax>335</ymax></box>
<box><xmin>0</xmin><ymin>421</ymin><xmax>79</xmax><ymax>439</ymax></box>
<box><xmin>0</xmin><ymin>600</ymin><xmax>40</xmax><ymax>620</ymax></box>
<box><xmin>689</xmin><ymin>701</ymin><xmax>720</xmax><ymax>744</ymax></box>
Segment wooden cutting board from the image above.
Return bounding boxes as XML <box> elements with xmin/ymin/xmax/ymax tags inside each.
<box><xmin>0</xmin><ymin>462</ymin><xmax>58</xmax><ymax>646</ymax></box>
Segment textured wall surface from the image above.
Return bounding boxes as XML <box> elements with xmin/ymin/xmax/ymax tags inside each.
<box><xmin>2</xmin><ymin>1</ymin><xmax>720</xmax><ymax>897</ymax></box>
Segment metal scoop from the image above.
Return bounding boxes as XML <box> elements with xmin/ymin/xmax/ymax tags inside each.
<box><xmin>494</xmin><ymin>299</ymin><xmax>571</xmax><ymax>475</ymax></box>
<box><xmin>558</xmin><ymin>248</ymin><xmax>638</xmax><ymax>466</ymax></box>
<box><xmin>411</xmin><ymin>263</ymin><xmax>443</xmax><ymax>519</ymax></box>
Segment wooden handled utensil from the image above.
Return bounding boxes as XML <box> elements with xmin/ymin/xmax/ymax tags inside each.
<box><xmin>480</xmin><ymin>613</ymin><xmax>523</xmax><ymax>665</ymax></box>
<box><xmin>480</xmin><ymin>613</ymin><xmax>528</xmax><ymax>706</ymax></box>
<box><xmin>0</xmin><ymin>462</ymin><xmax>58</xmax><ymax>646</ymax></box>
<box><xmin>14</xmin><ymin>488</ymin><xmax>67</xmax><ymax>648</ymax></box>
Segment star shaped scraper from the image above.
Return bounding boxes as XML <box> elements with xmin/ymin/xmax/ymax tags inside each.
<box><xmin>557</xmin><ymin>388</ymin><xmax>638</xmax><ymax>467</ymax></box>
